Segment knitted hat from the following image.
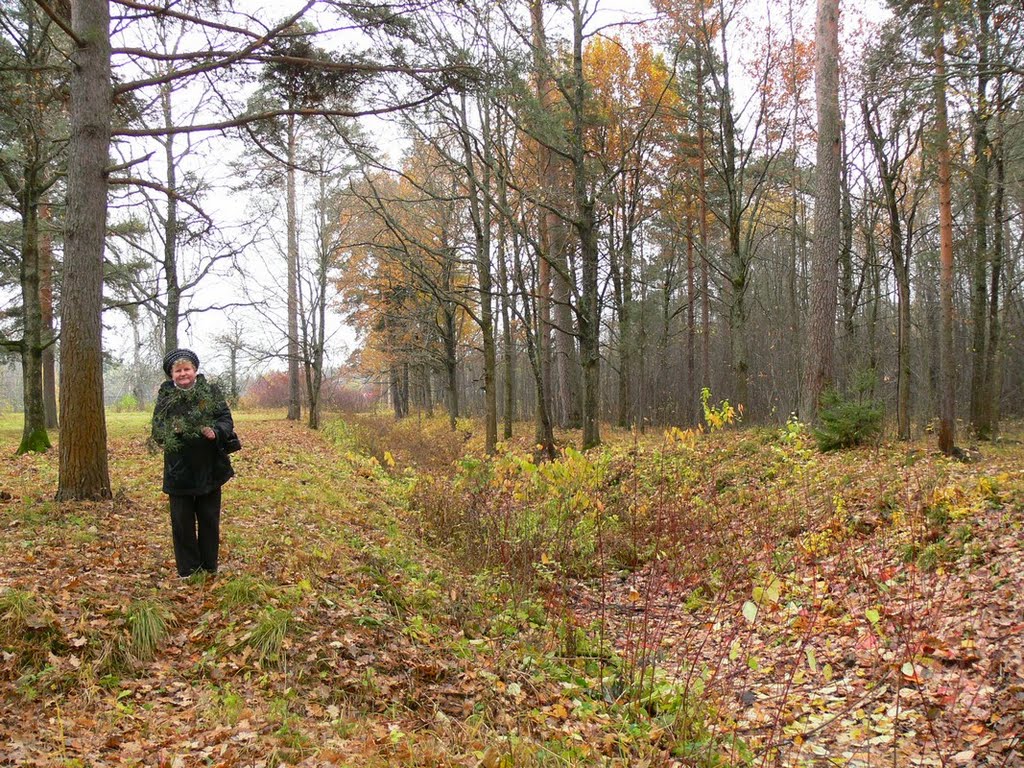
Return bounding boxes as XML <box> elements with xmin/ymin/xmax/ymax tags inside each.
<box><xmin>162</xmin><ymin>348</ymin><xmax>200</xmax><ymax>377</ymax></box>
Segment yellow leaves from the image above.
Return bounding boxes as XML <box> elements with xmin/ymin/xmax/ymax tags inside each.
<box><xmin>700</xmin><ymin>387</ymin><xmax>738</xmax><ymax>432</ymax></box>
<box><xmin>753</xmin><ymin>575</ymin><xmax>783</xmax><ymax>606</ymax></box>
<box><xmin>664</xmin><ymin>425</ymin><xmax>698</xmax><ymax>449</ymax></box>
<box><xmin>550</xmin><ymin>702</ymin><xmax>570</xmax><ymax>720</ymax></box>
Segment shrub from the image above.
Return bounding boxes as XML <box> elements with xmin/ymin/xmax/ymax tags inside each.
<box><xmin>112</xmin><ymin>393</ymin><xmax>139</xmax><ymax>412</ymax></box>
<box><xmin>813</xmin><ymin>391</ymin><xmax>883</xmax><ymax>451</ymax></box>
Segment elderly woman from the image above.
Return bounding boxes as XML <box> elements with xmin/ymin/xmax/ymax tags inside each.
<box><xmin>151</xmin><ymin>348</ymin><xmax>235</xmax><ymax>578</ymax></box>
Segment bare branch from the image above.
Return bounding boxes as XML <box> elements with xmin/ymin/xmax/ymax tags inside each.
<box><xmin>114</xmin><ymin>91</ymin><xmax>445</xmax><ymax>137</ymax></box>
<box><xmin>30</xmin><ymin>0</ymin><xmax>83</xmax><ymax>47</ymax></box>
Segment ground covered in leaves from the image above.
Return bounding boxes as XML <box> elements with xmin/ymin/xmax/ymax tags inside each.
<box><xmin>0</xmin><ymin>412</ymin><xmax>1022</xmax><ymax>767</ymax></box>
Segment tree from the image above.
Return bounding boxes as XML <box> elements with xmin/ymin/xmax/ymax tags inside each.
<box><xmin>800</xmin><ymin>0</ymin><xmax>841</xmax><ymax>421</ymax></box>
<box><xmin>0</xmin><ymin>0</ymin><xmax>65</xmax><ymax>454</ymax></box>
<box><xmin>36</xmin><ymin>0</ymin><xmax>467</xmax><ymax>497</ymax></box>
<box><xmin>931</xmin><ymin>0</ymin><xmax>956</xmax><ymax>455</ymax></box>
<box><xmin>57</xmin><ymin>0</ymin><xmax>112</xmax><ymax>500</ymax></box>
<box><xmin>585</xmin><ymin>37</ymin><xmax>682</xmax><ymax>428</ymax></box>
<box><xmin>861</xmin><ymin>22</ymin><xmax>927</xmax><ymax>440</ymax></box>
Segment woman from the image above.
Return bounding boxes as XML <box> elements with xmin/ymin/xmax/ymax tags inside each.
<box><xmin>151</xmin><ymin>348</ymin><xmax>235</xmax><ymax>578</ymax></box>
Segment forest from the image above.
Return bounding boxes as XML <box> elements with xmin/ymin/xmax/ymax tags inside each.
<box><xmin>0</xmin><ymin>0</ymin><xmax>1022</xmax><ymax>484</ymax></box>
<box><xmin>1</xmin><ymin>0</ymin><xmax>1023</xmax><ymax>765</ymax></box>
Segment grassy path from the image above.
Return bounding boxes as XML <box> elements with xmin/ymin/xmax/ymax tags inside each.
<box><xmin>0</xmin><ymin>415</ymin><xmax>518</xmax><ymax>767</ymax></box>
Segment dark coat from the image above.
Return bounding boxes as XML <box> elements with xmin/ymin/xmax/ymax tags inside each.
<box><xmin>152</xmin><ymin>375</ymin><xmax>235</xmax><ymax>496</ymax></box>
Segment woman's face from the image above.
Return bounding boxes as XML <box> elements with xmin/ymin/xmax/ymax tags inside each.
<box><xmin>171</xmin><ymin>360</ymin><xmax>197</xmax><ymax>389</ymax></box>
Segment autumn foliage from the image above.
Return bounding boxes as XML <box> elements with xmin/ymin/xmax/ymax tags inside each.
<box><xmin>1</xmin><ymin>412</ymin><xmax>1021</xmax><ymax>766</ymax></box>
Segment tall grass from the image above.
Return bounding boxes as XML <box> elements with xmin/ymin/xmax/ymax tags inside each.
<box><xmin>125</xmin><ymin>599</ymin><xmax>173</xmax><ymax>660</ymax></box>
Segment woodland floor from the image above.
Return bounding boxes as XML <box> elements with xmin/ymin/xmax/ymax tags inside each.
<box><xmin>0</xmin><ymin>411</ymin><xmax>1021</xmax><ymax>767</ymax></box>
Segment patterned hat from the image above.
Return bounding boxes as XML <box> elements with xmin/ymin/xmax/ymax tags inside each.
<box><xmin>162</xmin><ymin>348</ymin><xmax>200</xmax><ymax>377</ymax></box>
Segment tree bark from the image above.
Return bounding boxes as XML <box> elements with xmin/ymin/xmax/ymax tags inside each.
<box><xmin>161</xmin><ymin>81</ymin><xmax>180</xmax><ymax>352</ymax></box>
<box><xmin>18</xmin><ymin>161</ymin><xmax>50</xmax><ymax>454</ymax></box>
<box><xmin>933</xmin><ymin>0</ymin><xmax>957</xmax><ymax>455</ymax></box>
<box><xmin>969</xmin><ymin>0</ymin><xmax>992</xmax><ymax>438</ymax></box>
<box><xmin>57</xmin><ymin>0</ymin><xmax>112</xmax><ymax>501</ymax></box>
<box><xmin>530</xmin><ymin>0</ymin><xmax>557</xmax><ymax>445</ymax></box>
<box><xmin>40</xmin><ymin>202</ymin><xmax>57</xmax><ymax>430</ymax></box>
<box><xmin>984</xmin><ymin>71</ymin><xmax>1006</xmax><ymax>435</ymax></box>
<box><xmin>800</xmin><ymin>0</ymin><xmax>841</xmax><ymax>422</ymax></box>
<box><xmin>286</xmin><ymin>113</ymin><xmax>302</xmax><ymax>421</ymax></box>
<box><xmin>569</xmin><ymin>0</ymin><xmax>600</xmax><ymax>449</ymax></box>
<box><xmin>459</xmin><ymin>92</ymin><xmax>497</xmax><ymax>454</ymax></box>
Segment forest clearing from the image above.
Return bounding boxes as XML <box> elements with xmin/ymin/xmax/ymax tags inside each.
<box><xmin>1</xmin><ymin>412</ymin><xmax>1021</xmax><ymax>767</ymax></box>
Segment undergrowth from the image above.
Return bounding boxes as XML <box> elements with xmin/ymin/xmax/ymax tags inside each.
<box><xmin>1</xmin><ymin>411</ymin><xmax>1020</xmax><ymax>767</ymax></box>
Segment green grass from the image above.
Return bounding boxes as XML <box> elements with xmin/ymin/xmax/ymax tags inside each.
<box><xmin>125</xmin><ymin>599</ymin><xmax>173</xmax><ymax>660</ymax></box>
<box><xmin>246</xmin><ymin>607</ymin><xmax>292</xmax><ymax>665</ymax></box>
<box><xmin>214</xmin><ymin>574</ymin><xmax>276</xmax><ymax>611</ymax></box>
<box><xmin>0</xmin><ymin>408</ymin><xmax>282</xmax><ymax>445</ymax></box>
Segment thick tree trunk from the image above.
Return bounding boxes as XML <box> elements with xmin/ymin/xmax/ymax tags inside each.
<box><xmin>57</xmin><ymin>0</ymin><xmax>112</xmax><ymax>501</ymax></box>
<box><xmin>716</xmin><ymin>19</ymin><xmax>749</xmax><ymax>410</ymax></box>
<box><xmin>800</xmin><ymin>0</ymin><xmax>841</xmax><ymax>422</ymax></box>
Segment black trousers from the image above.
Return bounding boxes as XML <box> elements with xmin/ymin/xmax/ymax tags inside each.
<box><xmin>169</xmin><ymin>487</ymin><xmax>221</xmax><ymax>577</ymax></box>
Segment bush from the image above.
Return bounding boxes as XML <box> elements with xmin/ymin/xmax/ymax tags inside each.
<box><xmin>813</xmin><ymin>391</ymin><xmax>883</xmax><ymax>451</ymax></box>
<box><xmin>112</xmin><ymin>393</ymin><xmax>139</xmax><ymax>412</ymax></box>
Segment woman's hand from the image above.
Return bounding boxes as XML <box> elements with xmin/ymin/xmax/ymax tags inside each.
<box><xmin>201</xmin><ymin>427</ymin><xmax>216</xmax><ymax>440</ymax></box>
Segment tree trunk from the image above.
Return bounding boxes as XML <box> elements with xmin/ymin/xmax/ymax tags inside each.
<box><xmin>40</xmin><ymin>201</ymin><xmax>58</xmax><ymax>429</ymax></box>
<box><xmin>161</xmin><ymin>82</ymin><xmax>180</xmax><ymax>352</ymax></box>
<box><xmin>459</xmin><ymin>92</ymin><xmax>497</xmax><ymax>454</ymax></box>
<box><xmin>696</xmin><ymin>50</ymin><xmax>711</xmax><ymax>402</ymax></box>
<box><xmin>531</xmin><ymin>0</ymin><xmax>579</xmax><ymax>431</ymax></box>
<box><xmin>862</xmin><ymin>97</ymin><xmax>918</xmax><ymax>440</ymax></box>
<box><xmin>18</xmin><ymin>162</ymin><xmax>50</xmax><ymax>454</ymax></box>
<box><xmin>686</xmin><ymin>220</ymin><xmax>696</xmax><ymax>425</ymax></box>
<box><xmin>933</xmin><ymin>0</ymin><xmax>956</xmax><ymax>455</ymax></box>
<box><xmin>495</xmin><ymin>146</ymin><xmax>516</xmax><ymax>439</ymax></box>
<box><xmin>530</xmin><ymin>0</ymin><xmax>554</xmax><ymax>445</ymax></box>
<box><xmin>57</xmin><ymin>0</ymin><xmax>112</xmax><ymax>501</ymax></box>
<box><xmin>969</xmin><ymin>0</ymin><xmax>992</xmax><ymax>438</ymax></box>
<box><xmin>715</xmin><ymin>15</ymin><xmax>749</xmax><ymax>410</ymax></box>
<box><xmin>610</xmin><ymin>225</ymin><xmax>632</xmax><ymax>428</ymax></box>
<box><xmin>444</xmin><ymin>310</ymin><xmax>459</xmax><ymax>431</ymax></box>
<box><xmin>800</xmin><ymin>0</ymin><xmax>841</xmax><ymax>422</ymax></box>
<box><xmin>306</xmin><ymin>172</ymin><xmax>330</xmax><ymax>432</ymax></box>
<box><xmin>570</xmin><ymin>0</ymin><xmax>599</xmax><ymax>449</ymax></box>
<box><xmin>984</xmin><ymin>71</ymin><xmax>1006</xmax><ymax>435</ymax></box>
<box><xmin>498</xmin><ymin>206</ymin><xmax>515</xmax><ymax>440</ymax></box>
<box><xmin>286</xmin><ymin>114</ymin><xmax>301</xmax><ymax>421</ymax></box>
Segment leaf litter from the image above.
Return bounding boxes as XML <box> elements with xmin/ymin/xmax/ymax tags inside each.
<box><xmin>0</xmin><ymin>415</ymin><xmax>1022</xmax><ymax>767</ymax></box>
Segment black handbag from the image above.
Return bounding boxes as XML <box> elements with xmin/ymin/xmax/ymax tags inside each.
<box><xmin>223</xmin><ymin>430</ymin><xmax>242</xmax><ymax>454</ymax></box>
